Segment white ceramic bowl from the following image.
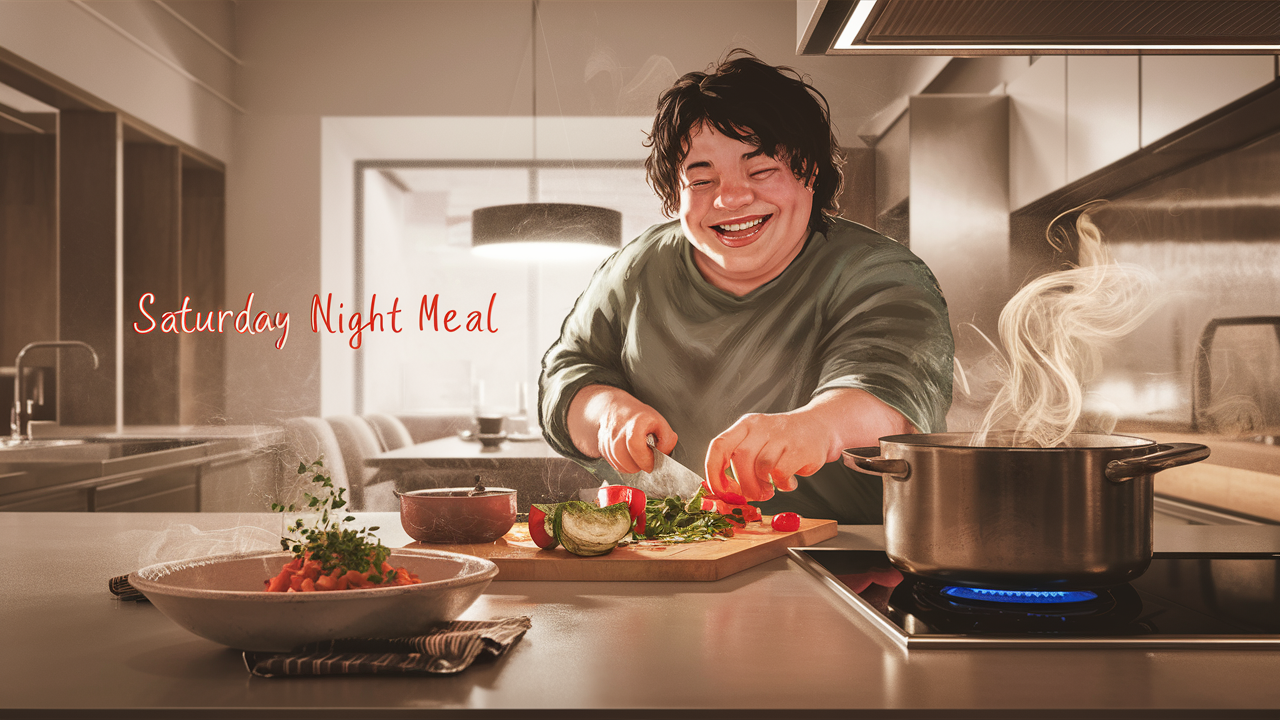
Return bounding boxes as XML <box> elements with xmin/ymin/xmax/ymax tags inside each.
<box><xmin>129</xmin><ymin>548</ymin><xmax>498</xmax><ymax>652</ymax></box>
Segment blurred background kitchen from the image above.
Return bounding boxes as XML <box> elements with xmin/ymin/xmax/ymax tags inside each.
<box><xmin>0</xmin><ymin>1</ymin><xmax>1277</xmax><ymax>520</ymax></box>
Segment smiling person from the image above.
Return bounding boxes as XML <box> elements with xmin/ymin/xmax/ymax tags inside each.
<box><xmin>538</xmin><ymin>51</ymin><xmax>954</xmax><ymax>524</ymax></box>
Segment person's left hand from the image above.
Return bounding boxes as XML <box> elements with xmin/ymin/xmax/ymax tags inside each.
<box><xmin>703</xmin><ymin>411</ymin><xmax>836</xmax><ymax>502</ymax></box>
<box><xmin>703</xmin><ymin>389</ymin><xmax>916</xmax><ymax>503</ymax></box>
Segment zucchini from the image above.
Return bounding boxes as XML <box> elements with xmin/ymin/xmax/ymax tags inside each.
<box><xmin>553</xmin><ymin>500</ymin><xmax>632</xmax><ymax>557</ymax></box>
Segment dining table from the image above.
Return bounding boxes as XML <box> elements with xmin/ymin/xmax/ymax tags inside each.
<box><xmin>365</xmin><ymin>434</ymin><xmax>599</xmax><ymax>513</ymax></box>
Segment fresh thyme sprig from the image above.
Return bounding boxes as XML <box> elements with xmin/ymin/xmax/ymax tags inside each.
<box><xmin>271</xmin><ymin>457</ymin><xmax>394</xmax><ymax>584</ymax></box>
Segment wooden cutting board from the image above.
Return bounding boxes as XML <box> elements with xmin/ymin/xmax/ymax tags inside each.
<box><xmin>406</xmin><ymin>517</ymin><xmax>837</xmax><ymax>582</ymax></box>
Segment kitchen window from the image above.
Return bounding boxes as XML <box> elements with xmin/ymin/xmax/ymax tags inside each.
<box><xmin>356</xmin><ymin>159</ymin><xmax>663</xmax><ymax>418</ymax></box>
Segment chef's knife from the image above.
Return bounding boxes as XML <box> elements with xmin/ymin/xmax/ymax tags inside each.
<box><xmin>615</xmin><ymin>434</ymin><xmax>704</xmax><ymax>500</ymax></box>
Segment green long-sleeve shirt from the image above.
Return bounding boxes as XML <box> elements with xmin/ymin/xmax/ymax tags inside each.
<box><xmin>538</xmin><ymin>217</ymin><xmax>954</xmax><ymax>524</ymax></box>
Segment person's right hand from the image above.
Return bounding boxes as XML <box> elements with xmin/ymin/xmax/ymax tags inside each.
<box><xmin>567</xmin><ymin>385</ymin><xmax>677</xmax><ymax>474</ymax></box>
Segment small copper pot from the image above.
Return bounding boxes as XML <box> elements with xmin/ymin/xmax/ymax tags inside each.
<box><xmin>397</xmin><ymin>487</ymin><xmax>517</xmax><ymax>544</ymax></box>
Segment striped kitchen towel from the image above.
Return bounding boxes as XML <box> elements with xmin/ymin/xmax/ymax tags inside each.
<box><xmin>242</xmin><ymin>616</ymin><xmax>532</xmax><ymax>677</ymax></box>
<box><xmin>108</xmin><ymin>575</ymin><xmax>148</xmax><ymax>603</ymax></box>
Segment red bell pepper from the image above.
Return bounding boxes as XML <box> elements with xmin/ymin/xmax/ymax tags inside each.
<box><xmin>699</xmin><ymin>496</ymin><xmax>761</xmax><ymax>527</ymax></box>
<box><xmin>705</xmin><ymin>459</ymin><xmax>755</xmax><ymax>506</ymax></box>
<box><xmin>528</xmin><ymin>504</ymin><xmax>559</xmax><ymax>549</ymax></box>
<box><xmin>597</xmin><ymin>485</ymin><xmax>647</xmax><ymax>535</ymax></box>
<box><xmin>700</xmin><ymin>479</ymin><xmax>749</xmax><ymax>506</ymax></box>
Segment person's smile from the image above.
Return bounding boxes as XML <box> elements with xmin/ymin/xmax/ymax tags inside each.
<box><xmin>710</xmin><ymin>213</ymin><xmax>772</xmax><ymax>246</ymax></box>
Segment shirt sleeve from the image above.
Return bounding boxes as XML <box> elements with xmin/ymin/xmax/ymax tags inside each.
<box><xmin>812</xmin><ymin>237</ymin><xmax>954</xmax><ymax>434</ymax></box>
<box><xmin>537</xmin><ymin>248</ymin><xmax>638</xmax><ymax>462</ymax></box>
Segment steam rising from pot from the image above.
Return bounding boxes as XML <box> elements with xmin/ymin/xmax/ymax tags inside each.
<box><xmin>968</xmin><ymin>203</ymin><xmax>1163</xmax><ymax>447</ymax></box>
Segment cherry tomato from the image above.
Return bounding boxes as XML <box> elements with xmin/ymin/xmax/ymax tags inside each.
<box><xmin>770</xmin><ymin>512</ymin><xmax>801</xmax><ymax>532</ymax></box>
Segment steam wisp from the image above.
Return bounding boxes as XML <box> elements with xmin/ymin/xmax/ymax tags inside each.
<box><xmin>970</xmin><ymin>206</ymin><xmax>1162</xmax><ymax>447</ymax></box>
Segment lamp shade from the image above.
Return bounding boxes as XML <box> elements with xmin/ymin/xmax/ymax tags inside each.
<box><xmin>471</xmin><ymin>203</ymin><xmax>622</xmax><ymax>262</ymax></box>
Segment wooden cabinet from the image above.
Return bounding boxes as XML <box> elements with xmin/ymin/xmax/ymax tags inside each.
<box><xmin>0</xmin><ymin>54</ymin><xmax>227</xmax><ymax>428</ymax></box>
<box><xmin>58</xmin><ymin>110</ymin><xmax>120</xmax><ymax>426</ymax></box>
<box><xmin>179</xmin><ymin>166</ymin><xmax>227</xmax><ymax>425</ymax></box>
<box><xmin>92</xmin><ymin>468</ymin><xmax>199</xmax><ymax>512</ymax></box>
<box><xmin>0</xmin><ymin>132</ymin><xmax>57</xmax><ymax>368</ymax></box>
<box><xmin>123</xmin><ymin>142</ymin><xmax>182</xmax><ymax>425</ymax></box>
<box><xmin>0</xmin><ymin>486</ymin><xmax>90</xmax><ymax>512</ymax></box>
<box><xmin>0</xmin><ymin>439</ymin><xmax>276</xmax><ymax>512</ymax></box>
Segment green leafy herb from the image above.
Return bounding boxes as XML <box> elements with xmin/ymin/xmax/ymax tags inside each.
<box><xmin>273</xmin><ymin>457</ymin><xmax>393</xmax><ymax>584</ymax></box>
<box><xmin>637</xmin><ymin>486</ymin><xmax>736</xmax><ymax>544</ymax></box>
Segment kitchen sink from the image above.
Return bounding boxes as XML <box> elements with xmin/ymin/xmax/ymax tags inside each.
<box><xmin>84</xmin><ymin>437</ymin><xmax>206</xmax><ymax>456</ymax></box>
<box><xmin>0</xmin><ymin>438</ymin><xmax>87</xmax><ymax>449</ymax></box>
<box><xmin>0</xmin><ymin>437</ymin><xmax>204</xmax><ymax>462</ymax></box>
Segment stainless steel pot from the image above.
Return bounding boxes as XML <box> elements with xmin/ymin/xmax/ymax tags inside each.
<box><xmin>843</xmin><ymin>432</ymin><xmax>1210</xmax><ymax>589</ymax></box>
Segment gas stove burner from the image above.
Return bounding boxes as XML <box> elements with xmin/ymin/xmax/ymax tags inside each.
<box><xmin>940</xmin><ymin>586</ymin><xmax>1099</xmax><ymax>605</ymax></box>
<box><xmin>791</xmin><ymin>548</ymin><xmax>1280</xmax><ymax>647</ymax></box>
<box><xmin>906</xmin><ymin>578</ymin><xmax>1146</xmax><ymax>634</ymax></box>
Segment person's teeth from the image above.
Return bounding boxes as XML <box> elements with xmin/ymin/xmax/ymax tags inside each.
<box><xmin>720</xmin><ymin>218</ymin><xmax>764</xmax><ymax>232</ymax></box>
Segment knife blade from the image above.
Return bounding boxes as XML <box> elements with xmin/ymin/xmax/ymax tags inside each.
<box><xmin>616</xmin><ymin>434</ymin><xmax>704</xmax><ymax>500</ymax></box>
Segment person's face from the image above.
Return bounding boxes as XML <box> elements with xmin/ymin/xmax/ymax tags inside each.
<box><xmin>678</xmin><ymin>123</ymin><xmax>815</xmax><ymax>295</ymax></box>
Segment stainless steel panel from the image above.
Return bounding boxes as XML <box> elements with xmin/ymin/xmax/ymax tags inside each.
<box><xmin>908</xmin><ymin>94</ymin><xmax>1010</xmax><ymax>361</ymax></box>
<box><xmin>1087</xmin><ymin>128</ymin><xmax>1280</xmax><ymax>426</ymax></box>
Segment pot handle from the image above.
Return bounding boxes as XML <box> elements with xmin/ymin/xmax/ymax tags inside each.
<box><xmin>1105</xmin><ymin>443</ymin><xmax>1211</xmax><ymax>483</ymax></box>
<box><xmin>842</xmin><ymin>447</ymin><xmax>911</xmax><ymax>481</ymax></box>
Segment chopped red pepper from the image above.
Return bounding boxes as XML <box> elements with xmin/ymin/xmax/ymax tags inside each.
<box><xmin>597</xmin><ymin>485</ymin><xmax>646</xmax><ymax>534</ymax></box>
<box><xmin>699</xmin><ymin>496</ymin><xmax>761</xmax><ymax>527</ymax></box>
<box><xmin>703</xmin><ymin>476</ymin><xmax>749</xmax><ymax>506</ymax></box>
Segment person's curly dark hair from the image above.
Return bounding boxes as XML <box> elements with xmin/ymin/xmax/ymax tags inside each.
<box><xmin>643</xmin><ymin>50</ymin><xmax>844</xmax><ymax>235</ymax></box>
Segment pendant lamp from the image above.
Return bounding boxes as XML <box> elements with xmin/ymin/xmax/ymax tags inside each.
<box><xmin>472</xmin><ymin>202</ymin><xmax>622</xmax><ymax>262</ymax></box>
<box><xmin>470</xmin><ymin>0</ymin><xmax>623</xmax><ymax>261</ymax></box>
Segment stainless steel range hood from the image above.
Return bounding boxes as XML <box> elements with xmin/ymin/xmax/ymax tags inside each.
<box><xmin>798</xmin><ymin>0</ymin><xmax>1280</xmax><ymax>54</ymax></box>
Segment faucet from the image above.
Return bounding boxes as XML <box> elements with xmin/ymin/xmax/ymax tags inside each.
<box><xmin>10</xmin><ymin>341</ymin><xmax>100</xmax><ymax>441</ymax></box>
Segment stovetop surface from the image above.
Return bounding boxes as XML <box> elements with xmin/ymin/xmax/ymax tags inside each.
<box><xmin>791</xmin><ymin>548</ymin><xmax>1280</xmax><ymax>648</ymax></box>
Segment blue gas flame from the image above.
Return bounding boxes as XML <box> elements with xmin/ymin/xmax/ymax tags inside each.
<box><xmin>942</xmin><ymin>586</ymin><xmax>1098</xmax><ymax>604</ymax></box>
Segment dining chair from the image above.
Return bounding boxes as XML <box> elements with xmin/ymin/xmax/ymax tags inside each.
<box><xmin>362</xmin><ymin>413</ymin><xmax>414</xmax><ymax>451</ymax></box>
<box><xmin>325</xmin><ymin>415</ymin><xmax>398</xmax><ymax>512</ymax></box>
<box><xmin>394</xmin><ymin>412</ymin><xmax>474</xmax><ymax>444</ymax></box>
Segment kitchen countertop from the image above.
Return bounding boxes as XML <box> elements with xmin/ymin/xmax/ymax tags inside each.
<box><xmin>1114</xmin><ymin>423</ymin><xmax>1280</xmax><ymax>475</ymax></box>
<box><xmin>26</xmin><ymin>424</ymin><xmax>287</xmax><ymax>442</ymax></box>
<box><xmin>1108</xmin><ymin>425</ymin><xmax>1280</xmax><ymax>522</ymax></box>
<box><xmin>0</xmin><ymin>430</ymin><xmax>281</xmax><ymax>507</ymax></box>
<box><xmin>3</xmin><ymin>513</ymin><xmax>1280</xmax><ymax>719</ymax></box>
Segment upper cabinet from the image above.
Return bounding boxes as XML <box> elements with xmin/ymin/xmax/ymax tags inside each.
<box><xmin>1141</xmin><ymin>56</ymin><xmax>1278</xmax><ymax>147</ymax></box>
<box><xmin>1008</xmin><ymin>56</ymin><xmax>1066</xmax><ymax>211</ymax></box>
<box><xmin>1008</xmin><ymin>55</ymin><xmax>1279</xmax><ymax>211</ymax></box>
<box><xmin>1065</xmin><ymin>56</ymin><xmax>1139</xmax><ymax>184</ymax></box>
